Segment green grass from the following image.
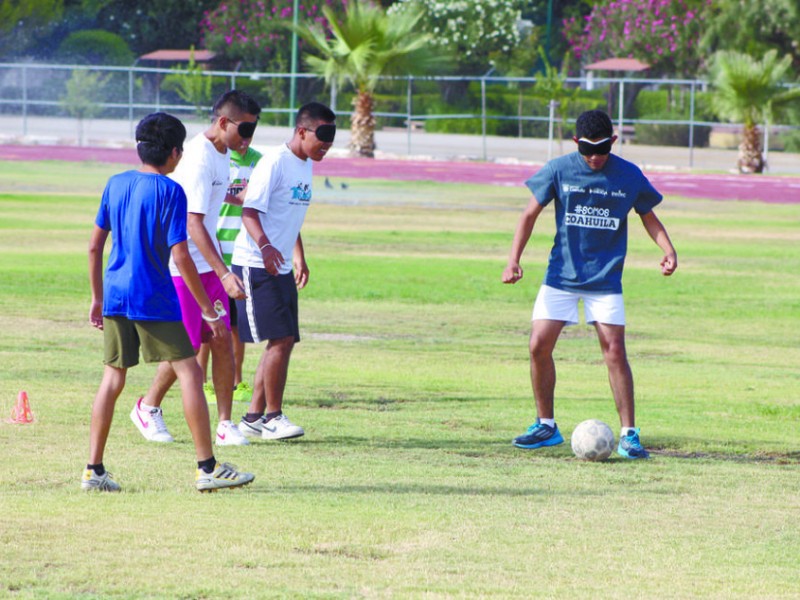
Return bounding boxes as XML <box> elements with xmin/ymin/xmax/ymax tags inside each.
<box><xmin>0</xmin><ymin>160</ymin><xmax>798</xmax><ymax>598</ymax></box>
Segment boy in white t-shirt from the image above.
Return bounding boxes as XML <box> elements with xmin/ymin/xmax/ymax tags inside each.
<box><xmin>130</xmin><ymin>90</ymin><xmax>261</xmax><ymax>447</ymax></box>
<box><xmin>232</xmin><ymin>102</ymin><xmax>336</xmax><ymax>441</ymax></box>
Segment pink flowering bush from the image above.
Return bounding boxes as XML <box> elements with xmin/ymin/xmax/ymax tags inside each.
<box><xmin>562</xmin><ymin>0</ymin><xmax>712</xmax><ymax>75</ymax></box>
<box><xmin>201</xmin><ymin>0</ymin><xmax>347</xmax><ymax>70</ymax></box>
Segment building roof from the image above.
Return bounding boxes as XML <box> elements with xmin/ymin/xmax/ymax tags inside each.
<box><xmin>138</xmin><ymin>49</ymin><xmax>216</xmax><ymax>63</ymax></box>
<box><xmin>584</xmin><ymin>58</ymin><xmax>650</xmax><ymax>72</ymax></box>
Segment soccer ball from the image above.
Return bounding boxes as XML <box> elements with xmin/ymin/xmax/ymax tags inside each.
<box><xmin>571</xmin><ymin>419</ymin><xmax>615</xmax><ymax>461</ymax></box>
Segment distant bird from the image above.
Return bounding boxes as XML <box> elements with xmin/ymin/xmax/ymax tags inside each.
<box><xmin>340</xmin><ymin>182</ymin><xmax>348</xmax><ymax>190</ymax></box>
<box><xmin>324</xmin><ymin>177</ymin><xmax>333</xmax><ymax>189</ymax></box>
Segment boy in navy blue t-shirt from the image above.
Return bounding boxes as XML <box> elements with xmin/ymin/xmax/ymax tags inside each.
<box><xmin>84</xmin><ymin>112</ymin><xmax>255</xmax><ymax>492</ymax></box>
<box><xmin>502</xmin><ymin>109</ymin><xmax>677</xmax><ymax>459</ymax></box>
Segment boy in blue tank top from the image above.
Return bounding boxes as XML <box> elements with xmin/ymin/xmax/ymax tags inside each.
<box><xmin>502</xmin><ymin>109</ymin><xmax>678</xmax><ymax>459</ymax></box>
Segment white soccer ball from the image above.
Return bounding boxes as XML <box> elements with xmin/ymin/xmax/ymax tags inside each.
<box><xmin>571</xmin><ymin>419</ymin><xmax>615</xmax><ymax>461</ymax></box>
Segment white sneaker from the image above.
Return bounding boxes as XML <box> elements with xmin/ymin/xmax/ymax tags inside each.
<box><xmin>130</xmin><ymin>397</ymin><xmax>174</xmax><ymax>443</ymax></box>
<box><xmin>216</xmin><ymin>420</ymin><xmax>250</xmax><ymax>446</ymax></box>
<box><xmin>195</xmin><ymin>462</ymin><xmax>254</xmax><ymax>492</ymax></box>
<box><xmin>81</xmin><ymin>468</ymin><xmax>121</xmax><ymax>492</ymax></box>
<box><xmin>238</xmin><ymin>415</ymin><xmax>266</xmax><ymax>439</ymax></box>
<box><xmin>261</xmin><ymin>413</ymin><xmax>305</xmax><ymax>440</ymax></box>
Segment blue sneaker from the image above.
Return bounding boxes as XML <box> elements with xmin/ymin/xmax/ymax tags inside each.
<box><xmin>617</xmin><ymin>428</ymin><xmax>650</xmax><ymax>459</ymax></box>
<box><xmin>513</xmin><ymin>420</ymin><xmax>564</xmax><ymax>449</ymax></box>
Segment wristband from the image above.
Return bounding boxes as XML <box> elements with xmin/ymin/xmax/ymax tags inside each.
<box><xmin>201</xmin><ymin>299</ymin><xmax>228</xmax><ymax>322</ymax></box>
<box><xmin>259</xmin><ymin>243</ymin><xmax>272</xmax><ymax>251</ymax></box>
<box><xmin>220</xmin><ymin>271</ymin><xmax>232</xmax><ymax>282</ymax></box>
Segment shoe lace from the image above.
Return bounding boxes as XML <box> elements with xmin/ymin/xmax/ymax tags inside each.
<box><xmin>149</xmin><ymin>409</ymin><xmax>169</xmax><ymax>434</ymax></box>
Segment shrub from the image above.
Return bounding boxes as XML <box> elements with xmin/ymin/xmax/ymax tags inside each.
<box><xmin>56</xmin><ymin>30</ymin><xmax>134</xmax><ymax>66</ymax></box>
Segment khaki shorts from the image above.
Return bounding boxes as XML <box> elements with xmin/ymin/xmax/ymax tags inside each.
<box><xmin>103</xmin><ymin>317</ymin><xmax>195</xmax><ymax>368</ymax></box>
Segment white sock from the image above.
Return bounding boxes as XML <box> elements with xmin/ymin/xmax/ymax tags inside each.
<box><xmin>620</xmin><ymin>427</ymin><xmax>636</xmax><ymax>437</ymax></box>
<box><xmin>140</xmin><ymin>400</ymin><xmax>158</xmax><ymax>411</ymax></box>
<box><xmin>540</xmin><ymin>418</ymin><xmax>556</xmax><ymax>428</ymax></box>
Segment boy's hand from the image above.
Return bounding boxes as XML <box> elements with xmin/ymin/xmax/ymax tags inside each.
<box><xmin>293</xmin><ymin>257</ymin><xmax>309</xmax><ymax>289</ymax></box>
<box><xmin>221</xmin><ymin>271</ymin><xmax>246</xmax><ymax>300</ymax></box>
<box><xmin>660</xmin><ymin>252</ymin><xmax>678</xmax><ymax>276</ymax></box>
<box><xmin>89</xmin><ymin>301</ymin><xmax>104</xmax><ymax>330</ymax></box>
<box><xmin>261</xmin><ymin>245</ymin><xmax>286</xmax><ymax>276</ymax></box>
<box><xmin>502</xmin><ymin>262</ymin><xmax>523</xmax><ymax>284</ymax></box>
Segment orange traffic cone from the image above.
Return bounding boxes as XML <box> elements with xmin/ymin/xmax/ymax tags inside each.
<box><xmin>9</xmin><ymin>391</ymin><xmax>35</xmax><ymax>424</ymax></box>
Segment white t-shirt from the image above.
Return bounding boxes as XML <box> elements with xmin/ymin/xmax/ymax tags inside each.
<box><xmin>168</xmin><ymin>133</ymin><xmax>230</xmax><ymax>275</ymax></box>
<box><xmin>232</xmin><ymin>144</ymin><xmax>312</xmax><ymax>275</ymax></box>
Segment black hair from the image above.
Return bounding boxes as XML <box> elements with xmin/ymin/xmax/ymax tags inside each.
<box><xmin>575</xmin><ymin>109</ymin><xmax>613</xmax><ymax>139</ymax></box>
<box><xmin>135</xmin><ymin>112</ymin><xmax>186</xmax><ymax>167</ymax></box>
<box><xmin>212</xmin><ymin>89</ymin><xmax>261</xmax><ymax>119</ymax></box>
<box><xmin>295</xmin><ymin>102</ymin><xmax>336</xmax><ymax>128</ymax></box>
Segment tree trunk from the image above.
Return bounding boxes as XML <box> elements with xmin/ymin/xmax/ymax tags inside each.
<box><xmin>737</xmin><ymin>124</ymin><xmax>764</xmax><ymax>174</ymax></box>
<box><xmin>350</xmin><ymin>89</ymin><xmax>376</xmax><ymax>158</ymax></box>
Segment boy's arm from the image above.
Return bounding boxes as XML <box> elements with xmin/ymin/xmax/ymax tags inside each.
<box><xmin>293</xmin><ymin>233</ymin><xmax>309</xmax><ymax>290</ymax></box>
<box><xmin>242</xmin><ymin>207</ymin><xmax>285</xmax><ymax>276</ymax></box>
<box><xmin>88</xmin><ymin>225</ymin><xmax>109</xmax><ymax>330</ymax></box>
<box><xmin>640</xmin><ymin>210</ymin><xmax>678</xmax><ymax>276</ymax></box>
<box><xmin>171</xmin><ymin>240</ymin><xmax>226</xmax><ymax>338</ymax></box>
<box><xmin>187</xmin><ymin>212</ymin><xmax>245</xmax><ymax>299</ymax></box>
<box><xmin>502</xmin><ymin>196</ymin><xmax>545</xmax><ymax>284</ymax></box>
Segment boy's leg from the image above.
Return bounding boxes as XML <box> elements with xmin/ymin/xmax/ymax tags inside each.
<box><xmin>529</xmin><ymin>319</ymin><xmax>565</xmax><ymax>419</ymax></box>
<box><xmin>262</xmin><ymin>336</ymin><xmax>295</xmax><ymax>415</ymax></box>
<box><xmin>170</xmin><ymin>356</ymin><xmax>213</xmax><ymax>460</ymax></box>
<box><xmin>171</xmin><ymin>354</ymin><xmax>255</xmax><ymax>489</ymax></box>
<box><xmin>141</xmin><ymin>361</ymin><xmax>178</xmax><ymax>408</ymax></box>
<box><xmin>197</xmin><ymin>342</ymin><xmax>211</xmax><ymax>382</ymax></box>
<box><xmin>232</xmin><ymin>327</ymin><xmax>245</xmax><ymax>387</ymax></box>
<box><xmin>593</xmin><ymin>322</ymin><xmax>634</xmax><ymax>427</ymax></box>
<box><xmin>209</xmin><ymin>328</ymin><xmax>235</xmax><ymax>421</ymax></box>
<box><xmin>88</xmin><ymin>365</ymin><xmax>127</xmax><ymax>465</ymax></box>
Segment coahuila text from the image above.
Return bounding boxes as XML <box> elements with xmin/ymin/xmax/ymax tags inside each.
<box><xmin>565</xmin><ymin>212</ymin><xmax>620</xmax><ymax>230</ymax></box>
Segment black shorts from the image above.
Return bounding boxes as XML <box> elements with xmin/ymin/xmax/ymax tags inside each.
<box><xmin>233</xmin><ymin>265</ymin><xmax>300</xmax><ymax>344</ymax></box>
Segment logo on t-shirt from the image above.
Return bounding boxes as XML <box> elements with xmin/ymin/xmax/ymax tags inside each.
<box><xmin>566</xmin><ymin>204</ymin><xmax>620</xmax><ymax>231</ymax></box>
<box><xmin>290</xmin><ymin>182</ymin><xmax>312</xmax><ymax>203</ymax></box>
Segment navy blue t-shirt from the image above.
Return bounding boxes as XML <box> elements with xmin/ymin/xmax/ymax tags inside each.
<box><xmin>95</xmin><ymin>170</ymin><xmax>187</xmax><ymax>320</ymax></box>
<box><xmin>525</xmin><ymin>152</ymin><xmax>662</xmax><ymax>293</ymax></box>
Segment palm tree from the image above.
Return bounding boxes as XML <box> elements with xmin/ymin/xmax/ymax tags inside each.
<box><xmin>295</xmin><ymin>0</ymin><xmax>444</xmax><ymax>158</ymax></box>
<box><xmin>711</xmin><ymin>50</ymin><xmax>800</xmax><ymax>173</ymax></box>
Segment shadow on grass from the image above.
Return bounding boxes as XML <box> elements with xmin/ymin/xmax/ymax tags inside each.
<box><xmin>249</xmin><ymin>482</ymin><xmax>595</xmax><ymax>497</ymax></box>
<box><xmin>650</xmin><ymin>448</ymin><xmax>800</xmax><ymax>464</ymax></box>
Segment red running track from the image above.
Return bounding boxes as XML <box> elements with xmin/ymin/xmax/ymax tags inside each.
<box><xmin>2</xmin><ymin>144</ymin><xmax>798</xmax><ymax>204</ymax></box>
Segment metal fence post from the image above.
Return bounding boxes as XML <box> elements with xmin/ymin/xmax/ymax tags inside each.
<box><xmin>481</xmin><ymin>77</ymin><xmax>487</xmax><ymax>161</ymax></box>
<box><xmin>407</xmin><ymin>76</ymin><xmax>413</xmax><ymax>156</ymax></box>
<box><xmin>688</xmin><ymin>81</ymin><xmax>696</xmax><ymax>169</ymax></box>
<box><xmin>22</xmin><ymin>65</ymin><xmax>28</xmax><ymax>137</ymax></box>
<box><xmin>128</xmin><ymin>68</ymin><xmax>134</xmax><ymax>138</ymax></box>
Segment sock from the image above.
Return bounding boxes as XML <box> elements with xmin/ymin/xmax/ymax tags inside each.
<box><xmin>266</xmin><ymin>411</ymin><xmax>282</xmax><ymax>422</ymax></box>
<box><xmin>87</xmin><ymin>463</ymin><xmax>105</xmax><ymax>476</ymax></box>
<box><xmin>198</xmin><ymin>457</ymin><xmax>216</xmax><ymax>474</ymax></box>
<box><xmin>245</xmin><ymin>412</ymin><xmax>264</xmax><ymax>423</ymax></box>
<box><xmin>139</xmin><ymin>400</ymin><xmax>157</xmax><ymax>411</ymax></box>
<box><xmin>540</xmin><ymin>418</ymin><xmax>556</xmax><ymax>428</ymax></box>
<box><xmin>621</xmin><ymin>427</ymin><xmax>636</xmax><ymax>437</ymax></box>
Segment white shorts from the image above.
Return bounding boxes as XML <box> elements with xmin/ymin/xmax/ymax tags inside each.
<box><xmin>532</xmin><ymin>285</ymin><xmax>625</xmax><ymax>326</ymax></box>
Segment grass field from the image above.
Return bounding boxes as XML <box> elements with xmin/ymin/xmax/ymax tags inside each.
<box><xmin>1</xmin><ymin>160</ymin><xmax>798</xmax><ymax>599</ymax></box>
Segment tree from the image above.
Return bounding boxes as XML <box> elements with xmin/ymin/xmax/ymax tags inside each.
<box><xmin>61</xmin><ymin>69</ymin><xmax>107</xmax><ymax>146</ymax></box>
<box><xmin>562</xmin><ymin>0</ymin><xmax>711</xmax><ymax>76</ymax></box>
<box><xmin>710</xmin><ymin>50</ymin><xmax>800</xmax><ymax>174</ymax></box>
<box><xmin>388</xmin><ymin>0</ymin><xmax>526</xmax><ymax>76</ymax></box>
<box><xmin>161</xmin><ymin>47</ymin><xmax>214</xmax><ymax>118</ymax></box>
<box><xmin>296</xmin><ymin>0</ymin><xmax>445</xmax><ymax>158</ymax></box>
<box><xmin>701</xmin><ymin>0</ymin><xmax>800</xmax><ymax>72</ymax></box>
<box><xmin>200</xmin><ymin>0</ymin><xmax>346</xmax><ymax>70</ymax></box>
<box><xmin>0</xmin><ymin>0</ymin><xmax>63</xmax><ymax>59</ymax></box>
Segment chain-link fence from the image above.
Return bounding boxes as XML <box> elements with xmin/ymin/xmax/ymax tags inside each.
<box><xmin>1</xmin><ymin>61</ymin><xmax>798</xmax><ymax>170</ymax></box>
